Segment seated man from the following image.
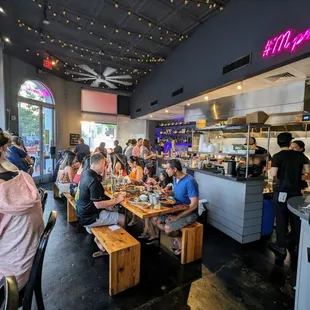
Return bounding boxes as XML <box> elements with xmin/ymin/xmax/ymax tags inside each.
<box><xmin>76</xmin><ymin>152</ymin><xmax>125</xmax><ymax>257</ymax></box>
<box><xmin>148</xmin><ymin>159</ymin><xmax>199</xmax><ymax>255</ymax></box>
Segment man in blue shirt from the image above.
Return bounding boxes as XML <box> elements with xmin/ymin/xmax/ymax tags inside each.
<box><xmin>148</xmin><ymin>159</ymin><xmax>199</xmax><ymax>255</ymax></box>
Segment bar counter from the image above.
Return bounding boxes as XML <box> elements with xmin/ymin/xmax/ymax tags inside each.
<box><xmin>185</xmin><ymin>167</ymin><xmax>264</xmax><ymax>244</ymax></box>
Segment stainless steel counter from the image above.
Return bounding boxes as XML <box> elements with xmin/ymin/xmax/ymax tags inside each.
<box><xmin>288</xmin><ymin>197</ymin><xmax>310</xmax><ymax>310</ymax></box>
<box><xmin>185</xmin><ymin>167</ymin><xmax>265</xmax><ymax>183</ymax></box>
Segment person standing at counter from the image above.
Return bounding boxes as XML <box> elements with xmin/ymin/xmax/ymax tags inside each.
<box><xmin>269</xmin><ymin>133</ymin><xmax>309</xmax><ymax>257</ymax></box>
<box><xmin>290</xmin><ymin>140</ymin><xmax>310</xmax><ymax>190</ymax></box>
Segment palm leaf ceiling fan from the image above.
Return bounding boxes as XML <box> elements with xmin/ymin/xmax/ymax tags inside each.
<box><xmin>66</xmin><ymin>51</ymin><xmax>133</xmax><ymax>89</ymax></box>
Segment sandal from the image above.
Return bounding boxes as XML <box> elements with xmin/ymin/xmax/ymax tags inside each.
<box><xmin>92</xmin><ymin>250</ymin><xmax>108</xmax><ymax>258</ymax></box>
<box><xmin>138</xmin><ymin>232</ymin><xmax>150</xmax><ymax>239</ymax></box>
<box><xmin>128</xmin><ymin>221</ymin><xmax>138</xmax><ymax>227</ymax></box>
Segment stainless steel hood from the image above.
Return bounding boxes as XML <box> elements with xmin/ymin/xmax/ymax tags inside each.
<box><xmin>184</xmin><ymin>81</ymin><xmax>310</xmax><ymax>124</ymax></box>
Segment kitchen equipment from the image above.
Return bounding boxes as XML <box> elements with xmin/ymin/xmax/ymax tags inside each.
<box><xmin>213</xmin><ymin>143</ymin><xmax>220</xmax><ymax>153</ymax></box>
<box><xmin>227</xmin><ymin>157</ymin><xmax>237</xmax><ymax>177</ymax></box>
<box><xmin>207</xmin><ymin>144</ymin><xmax>215</xmax><ymax>153</ymax></box>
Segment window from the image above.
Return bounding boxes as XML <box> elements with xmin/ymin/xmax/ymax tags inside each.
<box><xmin>81</xmin><ymin>122</ymin><xmax>117</xmax><ymax>150</ymax></box>
<box><xmin>18</xmin><ymin>80</ymin><xmax>54</xmax><ymax>104</ymax></box>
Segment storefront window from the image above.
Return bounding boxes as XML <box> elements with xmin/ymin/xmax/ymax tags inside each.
<box><xmin>81</xmin><ymin>122</ymin><xmax>117</xmax><ymax>150</ymax></box>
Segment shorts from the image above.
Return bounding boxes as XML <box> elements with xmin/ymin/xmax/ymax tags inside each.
<box><xmin>85</xmin><ymin>210</ymin><xmax>119</xmax><ymax>229</ymax></box>
<box><xmin>159</xmin><ymin>212</ymin><xmax>198</xmax><ymax>231</ymax></box>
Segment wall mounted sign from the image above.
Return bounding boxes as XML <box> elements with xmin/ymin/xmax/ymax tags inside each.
<box><xmin>69</xmin><ymin>133</ymin><xmax>80</xmax><ymax>146</ymax></box>
<box><xmin>262</xmin><ymin>28</ymin><xmax>310</xmax><ymax>58</ymax></box>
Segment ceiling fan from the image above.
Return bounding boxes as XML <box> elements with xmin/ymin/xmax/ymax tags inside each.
<box><xmin>66</xmin><ymin>51</ymin><xmax>133</xmax><ymax>89</ymax></box>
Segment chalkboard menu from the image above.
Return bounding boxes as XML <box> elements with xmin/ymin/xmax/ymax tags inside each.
<box><xmin>69</xmin><ymin>133</ymin><xmax>80</xmax><ymax>146</ymax></box>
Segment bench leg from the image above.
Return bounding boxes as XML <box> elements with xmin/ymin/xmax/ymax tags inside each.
<box><xmin>181</xmin><ymin>224</ymin><xmax>204</xmax><ymax>265</ymax></box>
<box><xmin>109</xmin><ymin>244</ymin><xmax>140</xmax><ymax>296</ymax></box>
<box><xmin>67</xmin><ymin>200</ymin><xmax>77</xmax><ymax>223</ymax></box>
<box><xmin>53</xmin><ymin>183</ymin><xmax>59</xmax><ymax>199</ymax></box>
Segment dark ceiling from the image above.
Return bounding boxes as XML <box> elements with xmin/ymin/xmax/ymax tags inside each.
<box><xmin>0</xmin><ymin>0</ymin><xmax>230</xmax><ymax>93</ymax></box>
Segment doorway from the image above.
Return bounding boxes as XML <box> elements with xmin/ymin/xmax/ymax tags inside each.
<box><xmin>17</xmin><ymin>80</ymin><xmax>55</xmax><ymax>183</ymax></box>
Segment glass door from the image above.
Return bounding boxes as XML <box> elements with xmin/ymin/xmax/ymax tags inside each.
<box><xmin>18</xmin><ymin>102</ymin><xmax>41</xmax><ymax>182</ymax></box>
<box><xmin>18</xmin><ymin>102</ymin><xmax>55</xmax><ymax>183</ymax></box>
<box><xmin>42</xmin><ymin>107</ymin><xmax>54</xmax><ymax>183</ymax></box>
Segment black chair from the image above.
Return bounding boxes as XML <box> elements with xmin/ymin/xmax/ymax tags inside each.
<box><xmin>0</xmin><ymin>276</ymin><xmax>19</xmax><ymax>310</ymax></box>
<box><xmin>21</xmin><ymin>211</ymin><xmax>57</xmax><ymax>310</ymax></box>
<box><xmin>38</xmin><ymin>188</ymin><xmax>48</xmax><ymax>212</ymax></box>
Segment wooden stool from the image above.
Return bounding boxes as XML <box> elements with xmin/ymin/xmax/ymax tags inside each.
<box><xmin>160</xmin><ymin>221</ymin><xmax>204</xmax><ymax>265</ymax></box>
<box><xmin>181</xmin><ymin>222</ymin><xmax>203</xmax><ymax>264</ymax></box>
<box><xmin>91</xmin><ymin>226</ymin><xmax>140</xmax><ymax>296</ymax></box>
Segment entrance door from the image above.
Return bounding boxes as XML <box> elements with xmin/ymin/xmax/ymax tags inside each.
<box><xmin>17</xmin><ymin>80</ymin><xmax>55</xmax><ymax>183</ymax></box>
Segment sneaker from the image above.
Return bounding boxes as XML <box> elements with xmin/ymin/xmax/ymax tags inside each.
<box><xmin>85</xmin><ymin>227</ymin><xmax>93</xmax><ymax>234</ymax></box>
<box><xmin>268</xmin><ymin>242</ymin><xmax>287</xmax><ymax>256</ymax></box>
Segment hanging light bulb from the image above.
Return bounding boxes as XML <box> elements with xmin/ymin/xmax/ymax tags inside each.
<box><xmin>237</xmin><ymin>82</ymin><xmax>243</xmax><ymax>90</ymax></box>
<box><xmin>115</xmin><ymin>2</ymin><xmax>118</xmax><ymax>8</ymax></box>
<box><xmin>197</xmin><ymin>2</ymin><xmax>201</xmax><ymax>7</ymax></box>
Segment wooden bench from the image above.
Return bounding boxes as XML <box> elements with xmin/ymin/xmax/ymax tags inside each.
<box><xmin>53</xmin><ymin>182</ymin><xmax>60</xmax><ymax>198</ymax></box>
<box><xmin>160</xmin><ymin>221</ymin><xmax>203</xmax><ymax>265</ymax></box>
<box><xmin>63</xmin><ymin>193</ymin><xmax>78</xmax><ymax>223</ymax></box>
<box><xmin>91</xmin><ymin>226</ymin><xmax>141</xmax><ymax>296</ymax></box>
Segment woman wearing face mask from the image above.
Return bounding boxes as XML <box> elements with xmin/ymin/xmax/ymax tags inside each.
<box><xmin>290</xmin><ymin>140</ymin><xmax>310</xmax><ymax>189</ymax></box>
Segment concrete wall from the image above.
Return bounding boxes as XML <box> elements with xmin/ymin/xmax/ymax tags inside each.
<box><xmin>4</xmin><ymin>54</ymin><xmax>82</xmax><ymax>150</ymax></box>
<box><xmin>130</xmin><ymin>0</ymin><xmax>310</xmax><ymax>118</ymax></box>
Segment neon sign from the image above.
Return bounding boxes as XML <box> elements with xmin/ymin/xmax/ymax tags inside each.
<box><xmin>262</xmin><ymin>28</ymin><xmax>310</xmax><ymax>58</ymax></box>
<box><xmin>25</xmin><ymin>87</ymin><xmax>50</xmax><ymax>97</ymax></box>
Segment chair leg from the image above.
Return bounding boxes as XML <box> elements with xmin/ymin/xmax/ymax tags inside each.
<box><xmin>34</xmin><ymin>279</ymin><xmax>45</xmax><ymax>310</ymax></box>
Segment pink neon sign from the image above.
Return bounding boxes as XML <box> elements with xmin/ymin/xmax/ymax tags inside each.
<box><xmin>262</xmin><ymin>28</ymin><xmax>310</xmax><ymax>58</ymax></box>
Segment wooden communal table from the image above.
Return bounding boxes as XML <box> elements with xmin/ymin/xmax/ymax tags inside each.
<box><xmin>104</xmin><ymin>190</ymin><xmax>188</xmax><ymax>219</ymax></box>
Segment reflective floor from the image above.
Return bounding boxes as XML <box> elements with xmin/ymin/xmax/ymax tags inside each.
<box><xmin>40</xmin><ymin>189</ymin><xmax>295</xmax><ymax>310</ymax></box>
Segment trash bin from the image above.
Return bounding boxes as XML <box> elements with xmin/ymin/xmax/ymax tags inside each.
<box><xmin>261</xmin><ymin>193</ymin><xmax>275</xmax><ymax>236</ymax></box>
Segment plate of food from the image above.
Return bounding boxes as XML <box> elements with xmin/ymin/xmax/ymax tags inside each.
<box><xmin>160</xmin><ymin>197</ymin><xmax>176</xmax><ymax>207</ymax></box>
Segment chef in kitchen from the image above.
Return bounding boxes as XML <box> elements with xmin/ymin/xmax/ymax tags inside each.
<box><xmin>245</xmin><ymin>136</ymin><xmax>271</xmax><ymax>169</ymax></box>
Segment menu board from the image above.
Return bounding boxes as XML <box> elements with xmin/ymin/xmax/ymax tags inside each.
<box><xmin>69</xmin><ymin>133</ymin><xmax>80</xmax><ymax>146</ymax></box>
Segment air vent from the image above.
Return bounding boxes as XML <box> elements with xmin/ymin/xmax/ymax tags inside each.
<box><xmin>150</xmin><ymin>100</ymin><xmax>158</xmax><ymax>107</ymax></box>
<box><xmin>266</xmin><ymin>72</ymin><xmax>296</xmax><ymax>82</ymax></box>
<box><xmin>172</xmin><ymin>87</ymin><xmax>184</xmax><ymax>97</ymax></box>
<box><xmin>223</xmin><ymin>54</ymin><xmax>252</xmax><ymax>75</ymax></box>
<box><xmin>136</xmin><ymin>108</ymin><xmax>141</xmax><ymax>113</ymax></box>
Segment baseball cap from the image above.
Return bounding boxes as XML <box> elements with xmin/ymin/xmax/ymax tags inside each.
<box><xmin>277</xmin><ymin>132</ymin><xmax>293</xmax><ymax>144</ymax></box>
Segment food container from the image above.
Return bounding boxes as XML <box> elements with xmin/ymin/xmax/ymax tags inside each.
<box><xmin>245</xmin><ymin>111</ymin><xmax>269</xmax><ymax>124</ymax></box>
<box><xmin>227</xmin><ymin>116</ymin><xmax>246</xmax><ymax>125</ymax></box>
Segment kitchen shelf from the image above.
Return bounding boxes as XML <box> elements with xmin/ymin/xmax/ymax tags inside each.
<box><xmin>156</xmin><ymin>123</ymin><xmax>195</xmax><ymax>129</ymax></box>
<box><xmin>188</xmin><ymin>151</ymin><xmax>270</xmax><ymax>157</ymax></box>
<box><xmin>198</xmin><ymin>123</ymin><xmax>272</xmax><ymax>131</ymax></box>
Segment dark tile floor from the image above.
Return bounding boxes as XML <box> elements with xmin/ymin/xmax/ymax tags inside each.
<box><xmin>40</xmin><ymin>190</ymin><xmax>295</xmax><ymax>310</ymax></box>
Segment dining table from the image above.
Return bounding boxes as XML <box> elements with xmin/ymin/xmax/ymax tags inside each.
<box><xmin>104</xmin><ymin>189</ymin><xmax>188</xmax><ymax>227</ymax></box>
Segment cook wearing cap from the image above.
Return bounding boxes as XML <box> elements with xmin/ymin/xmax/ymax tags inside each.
<box><xmin>269</xmin><ymin>132</ymin><xmax>309</xmax><ymax>258</ymax></box>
